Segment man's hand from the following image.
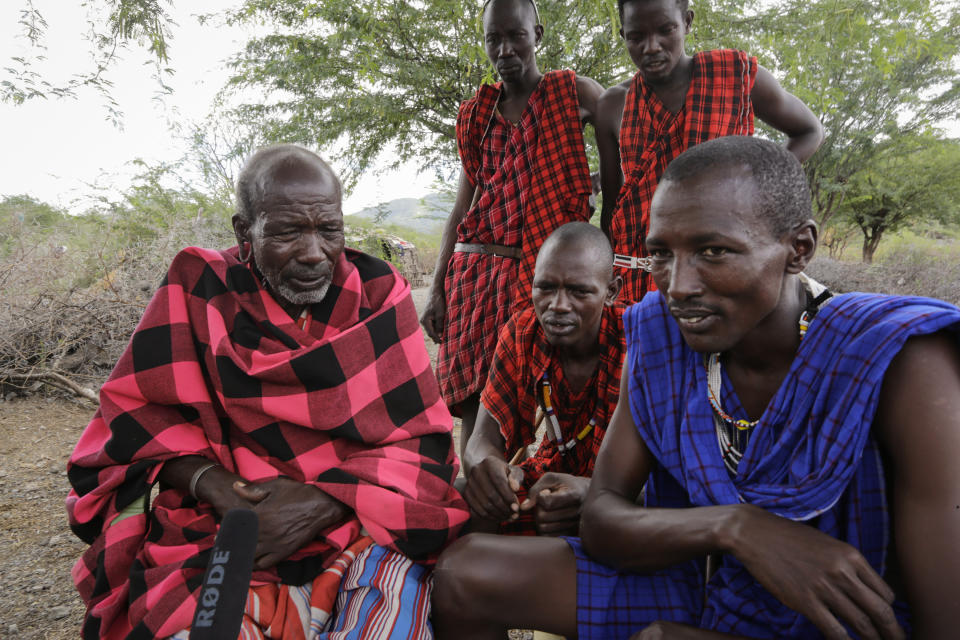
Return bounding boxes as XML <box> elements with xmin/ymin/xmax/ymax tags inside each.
<box><xmin>463</xmin><ymin>457</ymin><xmax>524</xmax><ymax>523</ymax></box>
<box><xmin>519</xmin><ymin>472</ymin><xmax>589</xmax><ymax>536</ymax></box>
<box><xmin>419</xmin><ymin>289</ymin><xmax>446</xmax><ymax>344</ymax></box>
<box><xmin>730</xmin><ymin>505</ymin><xmax>904</xmax><ymax>640</ymax></box>
<box><xmin>232</xmin><ymin>478</ymin><xmax>348</xmax><ymax>569</ymax></box>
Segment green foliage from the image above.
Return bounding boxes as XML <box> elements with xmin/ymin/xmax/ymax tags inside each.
<box><xmin>746</xmin><ymin>0</ymin><xmax>960</xmax><ymax>231</ymax></box>
<box><xmin>221</xmin><ymin>0</ymin><xmax>633</xmax><ymax>185</ymax></box>
<box><xmin>836</xmin><ymin>136</ymin><xmax>960</xmax><ymax>262</ymax></box>
<box><xmin>0</xmin><ymin>194</ymin><xmax>71</xmax><ymax>256</ymax></box>
<box><xmin>3</xmin><ymin>0</ymin><xmax>175</xmax><ymax>120</ymax></box>
<box><xmin>344</xmin><ymin>215</ymin><xmax>441</xmax><ymax>251</ymax></box>
<box><xmin>84</xmin><ymin>159</ymin><xmax>236</xmax><ymax>255</ymax></box>
<box><xmin>6</xmin><ymin>0</ymin><xmax>960</xmax><ymax>263</ymax></box>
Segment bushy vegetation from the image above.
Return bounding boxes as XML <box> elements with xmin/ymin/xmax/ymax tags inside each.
<box><xmin>0</xmin><ymin>161</ymin><xmax>438</xmax><ymax>400</ymax></box>
<box><xmin>808</xmin><ymin>225</ymin><xmax>960</xmax><ymax>306</ymax></box>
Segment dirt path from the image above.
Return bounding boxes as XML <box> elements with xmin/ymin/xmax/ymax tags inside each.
<box><xmin>0</xmin><ymin>288</ymin><xmax>455</xmax><ymax>637</ymax></box>
<box><xmin>0</xmin><ymin>397</ymin><xmax>92</xmax><ymax>638</ymax></box>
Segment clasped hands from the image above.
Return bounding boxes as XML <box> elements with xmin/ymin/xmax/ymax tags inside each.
<box><xmin>199</xmin><ymin>471</ymin><xmax>348</xmax><ymax>570</ymax></box>
<box><xmin>464</xmin><ymin>457</ymin><xmax>589</xmax><ymax>536</ymax></box>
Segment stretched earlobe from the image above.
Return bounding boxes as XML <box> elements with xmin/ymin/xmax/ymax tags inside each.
<box><xmin>238</xmin><ymin>241</ymin><xmax>252</xmax><ymax>264</ymax></box>
<box><xmin>232</xmin><ymin>214</ymin><xmax>252</xmax><ymax>264</ymax></box>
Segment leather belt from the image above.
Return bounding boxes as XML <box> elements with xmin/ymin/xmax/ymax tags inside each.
<box><xmin>454</xmin><ymin>242</ymin><xmax>522</xmax><ymax>259</ymax></box>
<box><xmin>613</xmin><ymin>253</ymin><xmax>654</xmax><ymax>272</ymax></box>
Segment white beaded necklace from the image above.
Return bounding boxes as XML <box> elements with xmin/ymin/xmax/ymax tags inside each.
<box><xmin>706</xmin><ymin>274</ymin><xmax>830</xmax><ymax>475</ymax></box>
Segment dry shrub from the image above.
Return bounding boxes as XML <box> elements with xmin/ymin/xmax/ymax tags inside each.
<box><xmin>0</xmin><ymin>217</ymin><xmax>232</xmax><ymax>399</ymax></box>
<box><xmin>0</xmin><ymin>215</ymin><xmax>435</xmax><ymax>400</ymax></box>
<box><xmin>806</xmin><ymin>247</ymin><xmax>960</xmax><ymax>307</ymax></box>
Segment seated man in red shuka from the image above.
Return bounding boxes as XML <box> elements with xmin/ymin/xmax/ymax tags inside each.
<box><xmin>462</xmin><ymin>222</ymin><xmax>625</xmax><ymax>536</ymax></box>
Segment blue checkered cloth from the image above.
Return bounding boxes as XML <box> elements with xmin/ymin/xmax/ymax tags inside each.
<box><xmin>568</xmin><ymin>292</ymin><xmax>960</xmax><ymax>638</ymax></box>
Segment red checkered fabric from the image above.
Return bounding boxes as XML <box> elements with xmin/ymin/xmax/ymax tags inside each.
<box><xmin>66</xmin><ymin>246</ymin><xmax>468</xmax><ymax>639</ymax></box>
<box><xmin>438</xmin><ymin>70</ymin><xmax>592</xmax><ymax>407</ymax></box>
<box><xmin>480</xmin><ymin>305</ymin><xmax>626</xmax><ymax>534</ymax></box>
<box><xmin>612</xmin><ymin>49</ymin><xmax>757</xmax><ymax>302</ymax></box>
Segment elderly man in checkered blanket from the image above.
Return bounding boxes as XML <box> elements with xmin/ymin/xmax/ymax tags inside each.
<box><xmin>67</xmin><ymin>144</ymin><xmax>469</xmax><ymax>640</ymax></box>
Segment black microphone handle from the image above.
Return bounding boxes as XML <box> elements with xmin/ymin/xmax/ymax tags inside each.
<box><xmin>190</xmin><ymin>508</ymin><xmax>259</xmax><ymax>640</ymax></box>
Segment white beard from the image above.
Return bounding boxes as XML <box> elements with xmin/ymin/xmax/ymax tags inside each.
<box><xmin>252</xmin><ymin>242</ymin><xmax>331</xmax><ymax>308</ymax></box>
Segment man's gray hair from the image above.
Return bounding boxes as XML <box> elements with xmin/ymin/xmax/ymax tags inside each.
<box><xmin>235</xmin><ymin>144</ymin><xmax>341</xmax><ymax>223</ymax></box>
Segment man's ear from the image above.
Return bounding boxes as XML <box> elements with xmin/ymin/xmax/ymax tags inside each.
<box><xmin>232</xmin><ymin>214</ymin><xmax>249</xmax><ymax>248</ymax></box>
<box><xmin>534</xmin><ymin>24</ymin><xmax>544</xmax><ymax>46</ymax></box>
<box><xmin>785</xmin><ymin>219</ymin><xmax>817</xmax><ymax>274</ymax></box>
<box><xmin>684</xmin><ymin>10</ymin><xmax>694</xmax><ymax>33</ymax></box>
<box><xmin>605</xmin><ymin>275</ymin><xmax>623</xmax><ymax>306</ymax></box>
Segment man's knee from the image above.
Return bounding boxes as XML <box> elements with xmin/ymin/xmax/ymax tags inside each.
<box><xmin>433</xmin><ymin>534</ymin><xmax>484</xmax><ymax>616</ymax></box>
<box><xmin>433</xmin><ymin>533</ymin><xmax>509</xmax><ymax>619</ymax></box>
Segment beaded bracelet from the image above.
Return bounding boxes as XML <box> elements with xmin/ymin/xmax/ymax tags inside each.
<box><xmin>189</xmin><ymin>462</ymin><xmax>220</xmax><ymax>500</ymax></box>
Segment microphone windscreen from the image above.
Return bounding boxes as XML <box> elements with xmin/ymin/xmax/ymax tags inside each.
<box><xmin>190</xmin><ymin>508</ymin><xmax>259</xmax><ymax>639</ymax></box>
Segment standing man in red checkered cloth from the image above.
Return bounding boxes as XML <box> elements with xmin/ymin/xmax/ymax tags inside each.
<box><xmin>420</xmin><ymin>0</ymin><xmax>605</xmax><ymax>450</ymax></box>
<box><xmin>596</xmin><ymin>0</ymin><xmax>824</xmax><ymax>302</ymax></box>
<box><xmin>461</xmin><ymin>223</ymin><xmax>625</xmax><ymax>537</ymax></box>
<box><xmin>67</xmin><ymin>145</ymin><xmax>469</xmax><ymax>639</ymax></box>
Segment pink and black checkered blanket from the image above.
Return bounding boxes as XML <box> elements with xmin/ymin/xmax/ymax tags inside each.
<box><xmin>66</xmin><ymin>245</ymin><xmax>468</xmax><ymax>638</ymax></box>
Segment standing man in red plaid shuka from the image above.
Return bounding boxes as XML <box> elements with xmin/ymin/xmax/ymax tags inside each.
<box><xmin>67</xmin><ymin>145</ymin><xmax>468</xmax><ymax>639</ymax></box>
<box><xmin>596</xmin><ymin>0</ymin><xmax>824</xmax><ymax>302</ymax></box>
<box><xmin>461</xmin><ymin>223</ymin><xmax>625</xmax><ymax>537</ymax></box>
<box><xmin>420</xmin><ymin>0</ymin><xmax>605</xmax><ymax>450</ymax></box>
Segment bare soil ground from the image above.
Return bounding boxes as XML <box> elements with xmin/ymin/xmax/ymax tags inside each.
<box><xmin>0</xmin><ymin>396</ymin><xmax>92</xmax><ymax>638</ymax></box>
<box><xmin>0</xmin><ymin>288</ymin><xmax>453</xmax><ymax>638</ymax></box>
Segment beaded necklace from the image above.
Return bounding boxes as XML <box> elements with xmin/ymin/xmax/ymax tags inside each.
<box><xmin>707</xmin><ymin>275</ymin><xmax>832</xmax><ymax>475</ymax></box>
<box><xmin>538</xmin><ymin>372</ymin><xmax>596</xmax><ymax>455</ymax></box>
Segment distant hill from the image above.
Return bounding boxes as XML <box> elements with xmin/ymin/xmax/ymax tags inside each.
<box><xmin>346</xmin><ymin>192</ymin><xmax>454</xmax><ymax>234</ymax></box>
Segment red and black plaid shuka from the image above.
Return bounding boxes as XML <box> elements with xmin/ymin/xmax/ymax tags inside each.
<box><xmin>613</xmin><ymin>49</ymin><xmax>757</xmax><ymax>302</ymax></box>
<box><xmin>480</xmin><ymin>305</ymin><xmax>626</xmax><ymax>534</ymax></box>
<box><xmin>66</xmin><ymin>246</ymin><xmax>469</xmax><ymax>639</ymax></box>
<box><xmin>438</xmin><ymin>70</ymin><xmax>593</xmax><ymax>408</ymax></box>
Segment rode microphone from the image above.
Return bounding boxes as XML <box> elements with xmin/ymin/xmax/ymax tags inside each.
<box><xmin>191</xmin><ymin>508</ymin><xmax>259</xmax><ymax>639</ymax></box>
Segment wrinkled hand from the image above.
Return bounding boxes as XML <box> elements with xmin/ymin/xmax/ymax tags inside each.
<box><xmin>463</xmin><ymin>457</ymin><xmax>525</xmax><ymax>523</ymax></box>
<box><xmin>193</xmin><ymin>465</ymin><xmax>259</xmax><ymax>518</ymax></box>
<box><xmin>519</xmin><ymin>472</ymin><xmax>589</xmax><ymax>536</ymax></box>
<box><xmin>733</xmin><ymin>505</ymin><xmax>904</xmax><ymax>640</ymax></box>
<box><xmin>419</xmin><ymin>289</ymin><xmax>446</xmax><ymax>344</ymax></box>
<box><xmin>232</xmin><ymin>478</ymin><xmax>348</xmax><ymax>569</ymax></box>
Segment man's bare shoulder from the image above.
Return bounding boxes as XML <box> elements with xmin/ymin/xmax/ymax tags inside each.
<box><xmin>876</xmin><ymin>331</ymin><xmax>960</xmax><ymax>442</ymax></box>
<box><xmin>574</xmin><ymin>73</ymin><xmax>605</xmax><ymax>96</ymax></box>
<box><xmin>596</xmin><ymin>80</ymin><xmax>632</xmax><ymax>127</ymax></box>
<box><xmin>573</xmin><ymin>74</ymin><xmax>605</xmax><ymax>122</ymax></box>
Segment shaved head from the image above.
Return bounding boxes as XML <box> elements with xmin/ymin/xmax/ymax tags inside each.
<box><xmin>537</xmin><ymin>222</ymin><xmax>614</xmax><ymax>278</ymax></box>
<box><xmin>482</xmin><ymin>0</ymin><xmax>541</xmax><ymax>24</ymax></box>
<box><xmin>533</xmin><ymin>222</ymin><xmax>620</xmax><ymax>349</ymax></box>
<box><xmin>618</xmin><ymin>0</ymin><xmax>689</xmax><ymax>22</ymax></box>
<box><xmin>235</xmin><ymin>144</ymin><xmax>341</xmax><ymax>224</ymax></box>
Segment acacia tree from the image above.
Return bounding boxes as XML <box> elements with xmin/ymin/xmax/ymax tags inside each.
<box><xmin>838</xmin><ymin>136</ymin><xmax>960</xmax><ymax>262</ymax></box>
<box><xmin>221</xmin><ymin>0</ymin><xmax>633</xmax><ymax>185</ymax></box>
<box><xmin>740</xmin><ymin>0</ymin><xmax>960</xmax><ymax>230</ymax></box>
<box><xmin>3</xmin><ymin>0</ymin><xmax>175</xmax><ymax>121</ymax></box>
<box><xmin>220</xmin><ymin>0</ymin><xmax>765</xmax><ymax>184</ymax></box>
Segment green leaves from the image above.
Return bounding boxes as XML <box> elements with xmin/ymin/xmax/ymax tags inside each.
<box><xmin>220</xmin><ymin>0</ymin><xmax>632</xmax><ymax>186</ymax></box>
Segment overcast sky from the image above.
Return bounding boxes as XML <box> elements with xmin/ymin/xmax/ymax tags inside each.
<box><xmin>0</xmin><ymin>1</ymin><xmax>437</xmax><ymax>214</ymax></box>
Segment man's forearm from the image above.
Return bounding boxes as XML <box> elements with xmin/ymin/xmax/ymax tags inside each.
<box><xmin>462</xmin><ymin>429</ymin><xmax>506</xmax><ymax>477</ymax></box>
<box><xmin>430</xmin><ymin>213</ymin><xmax>460</xmax><ymax>291</ymax></box>
<box><xmin>581</xmin><ymin>490</ymin><xmax>746</xmax><ymax>572</ymax></box>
